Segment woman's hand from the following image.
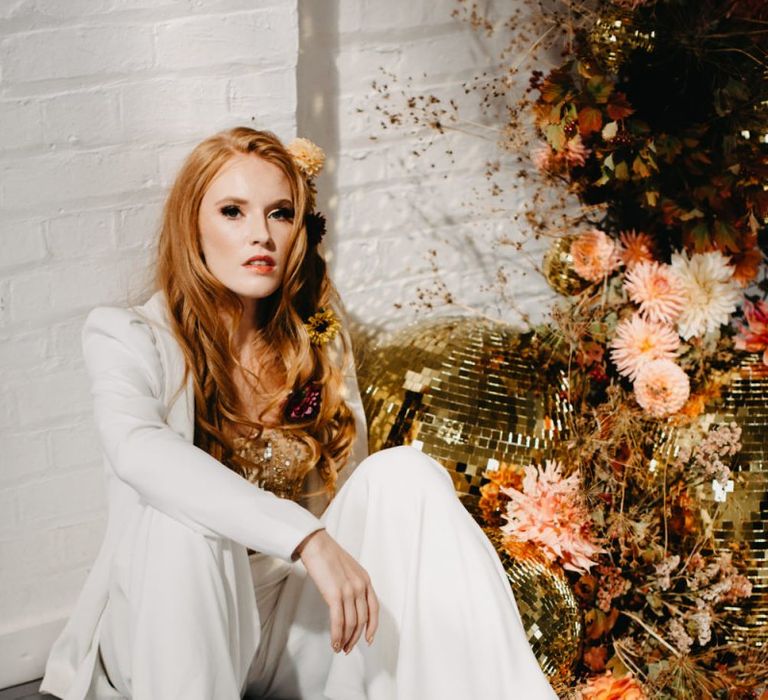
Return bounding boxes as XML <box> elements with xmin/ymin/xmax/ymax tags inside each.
<box><xmin>295</xmin><ymin>528</ymin><xmax>379</xmax><ymax>654</ymax></box>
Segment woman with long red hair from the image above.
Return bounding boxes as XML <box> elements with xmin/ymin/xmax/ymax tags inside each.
<box><xmin>39</xmin><ymin>127</ymin><xmax>556</xmax><ymax>699</ymax></box>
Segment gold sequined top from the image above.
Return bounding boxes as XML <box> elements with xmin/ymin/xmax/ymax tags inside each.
<box><xmin>231</xmin><ymin>426</ymin><xmax>313</xmax><ymax>503</ymax></box>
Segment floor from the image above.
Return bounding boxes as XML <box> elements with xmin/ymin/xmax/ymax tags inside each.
<box><xmin>0</xmin><ymin>681</ymin><xmax>44</xmax><ymax>700</ymax></box>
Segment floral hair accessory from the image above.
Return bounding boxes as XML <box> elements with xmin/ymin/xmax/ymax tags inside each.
<box><xmin>286</xmin><ymin>137</ymin><xmax>325</xmax><ymax>178</ymax></box>
<box><xmin>305</xmin><ymin>212</ymin><xmax>326</xmax><ymax>246</ymax></box>
<box><xmin>304</xmin><ymin>307</ymin><xmax>340</xmax><ymax>346</ymax></box>
<box><xmin>284</xmin><ymin>381</ymin><xmax>322</xmax><ymax>423</ymax></box>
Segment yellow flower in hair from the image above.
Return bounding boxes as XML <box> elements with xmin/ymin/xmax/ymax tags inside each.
<box><xmin>305</xmin><ymin>307</ymin><xmax>340</xmax><ymax>346</ymax></box>
<box><xmin>286</xmin><ymin>137</ymin><xmax>326</xmax><ymax>178</ymax></box>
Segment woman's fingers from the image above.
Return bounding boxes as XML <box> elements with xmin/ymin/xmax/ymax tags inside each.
<box><xmin>345</xmin><ymin>589</ymin><xmax>369</xmax><ymax>653</ymax></box>
<box><xmin>341</xmin><ymin>585</ymin><xmax>358</xmax><ymax>652</ymax></box>
<box><xmin>366</xmin><ymin>583</ymin><xmax>379</xmax><ymax>645</ymax></box>
<box><xmin>329</xmin><ymin>596</ymin><xmax>344</xmax><ymax>653</ymax></box>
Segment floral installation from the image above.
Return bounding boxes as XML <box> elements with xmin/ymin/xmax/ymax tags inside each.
<box><xmin>304</xmin><ymin>307</ymin><xmax>341</xmax><ymax>347</ymax></box>
<box><xmin>369</xmin><ymin>0</ymin><xmax>768</xmax><ymax>695</ymax></box>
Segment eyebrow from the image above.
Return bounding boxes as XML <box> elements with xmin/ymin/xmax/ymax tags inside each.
<box><xmin>214</xmin><ymin>197</ymin><xmax>293</xmax><ymax>208</ymax></box>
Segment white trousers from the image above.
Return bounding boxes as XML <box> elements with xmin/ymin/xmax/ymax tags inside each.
<box><xmin>99</xmin><ymin>445</ymin><xmax>558</xmax><ymax>699</ymax></box>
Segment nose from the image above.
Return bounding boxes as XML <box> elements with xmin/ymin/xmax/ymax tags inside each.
<box><xmin>249</xmin><ymin>213</ymin><xmax>272</xmax><ymax>245</ymax></box>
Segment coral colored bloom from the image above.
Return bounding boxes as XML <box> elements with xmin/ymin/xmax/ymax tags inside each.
<box><xmin>735</xmin><ymin>299</ymin><xmax>768</xmax><ymax>366</ymax></box>
<box><xmin>579</xmin><ymin>670</ymin><xmax>648</xmax><ymax>700</ymax></box>
<box><xmin>609</xmin><ymin>314</ymin><xmax>680</xmax><ymax>381</ymax></box>
<box><xmin>731</xmin><ymin>247</ymin><xmax>762</xmax><ymax>287</ymax></box>
<box><xmin>571</xmin><ymin>229</ymin><xmax>621</xmax><ymax>283</ymax></box>
<box><xmin>634</xmin><ymin>359</ymin><xmax>691</xmax><ymax>418</ymax></box>
<box><xmin>619</xmin><ymin>229</ymin><xmax>655</xmax><ymax>269</ymax></box>
<box><xmin>500</xmin><ymin>460</ymin><xmax>605</xmax><ymax>574</ymax></box>
<box><xmin>670</xmin><ymin>250</ymin><xmax>740</xmax><ymax>340</ymax></box>
<box><xmin>624</xmin><ymin>261</ymin><xmax>687</xmax><ymax>324</ymax></box>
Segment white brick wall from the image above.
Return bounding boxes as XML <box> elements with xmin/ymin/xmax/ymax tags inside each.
<box><xmin>0</xmin><ymin>0</ymin><xmax>299</xmax><ymax>687</ymax></box>
<box><xmin>298</xmin><ymin>0</ymin><xmax>555</xmax><ymax>333</ymax></box>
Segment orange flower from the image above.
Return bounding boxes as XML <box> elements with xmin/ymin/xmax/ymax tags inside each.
<box><xmin>571</xmin><ymin>229</ymin><xmax>622</xmax><ymax>282</ymax></box>
<box><xmin>731</xmin><ymin>247</ymin><xmax>762</xmax><ymax>287</ymax></box>
<box><xmin>478</xmin><ymin>465</ymin><xmax>523</xmax><ymax>527</ymax></box>
<box><xmin>619</xmin><ymin>229</ymin><xmax>655</xmax><ymax>268</ymax></box>
<box><xmin>579</xmin><ymin>670</ymin><xmax>648</xmax><ymax>700</ymax></box>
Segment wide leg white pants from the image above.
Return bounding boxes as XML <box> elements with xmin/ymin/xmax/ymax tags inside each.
<box><xmin>100</xmin><ymin>445</ymin><xmax>558</xmax><ymax>699</ymax></box>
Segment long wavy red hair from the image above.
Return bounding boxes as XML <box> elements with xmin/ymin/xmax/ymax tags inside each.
<box><xmin>152</xmin><ymin>127</ymin><xmax>356</xmax><ymax>498</ymax></box>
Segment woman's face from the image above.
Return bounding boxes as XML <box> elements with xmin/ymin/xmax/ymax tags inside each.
<box><xmin>198</xmin><ymin>153</ymin><xmax>295</xmax><ymax>312</ymax></box>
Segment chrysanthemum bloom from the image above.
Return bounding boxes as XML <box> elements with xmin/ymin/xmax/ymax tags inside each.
<box><xmin>624</xmin><ymin>261</ymin><xmax>686</xmax><ymax>324</ymax></box>
<box><xmin>286</xmin><ymin>137</ymin><xmax>325</xmax><ymax>177</ymax></box>
<box><xmin>609</xmin><ymin>314</ymin><xmax>680</xmax><ymax>380</ymax></box>
<box><xmin>633</xmin><ymin>359</ymin><xmax>691</xmax><ymax>418</ymax></box>
<box><xmin>735</xmin><ymin>299</ymin><xmax>768</xmax><ymax>366</ymax></box>
<box><xmin>500</xmin><ymin>460</ymin><xmax>605</xmax><ymax>574</ymax></box>
<box><xmin>564</xmin><ymin>134</ymin><xmax>590</xmax><ymax>167</ymax></box>
<box><xmin>571</xmin><ymin>229</ymin><xmax>621</xmax><ymax>283</ymax></box>
<box><xmin>619</xmin><ymin>229</ymin><xmax>655</xmax><ymax>269</ymax></box>
<box><xmin>579</xmin><ymin>670</ymin><xmax>647</xmax><ymax>700</ymax></box>
<box><xmin>670</xmin><ymin>250</ymin><xmax>740</xmax><ymax>340</ymax></box>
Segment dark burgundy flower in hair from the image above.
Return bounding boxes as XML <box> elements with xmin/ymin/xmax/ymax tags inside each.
<box><xmin>284</xmin><ymin>382</ymin><xmax>322</xmax><ymax>422</ymax></box>
<box><xmin>305</xmin><ymin>212</ymin><xmax>326</xmax><ymax>246</ymax></box>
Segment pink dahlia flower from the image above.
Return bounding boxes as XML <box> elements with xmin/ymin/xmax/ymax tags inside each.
<box><xmin>571</xmin><ymin>229</ymin><xmax>621</xmax><ymax>283</ymax></box>
<box><xmin>624</xmin><ymin>261</ymin><xmax>686</xmax><ymax>325</ymax></box>
<box><xmin>633</xmin><ymin>359</ymin><xmax>691</xmax><ymax>418</ymax></box>
<box><xmin>609</xmin><ymin>314</ymin><xmax>680</xmax><ymax>381</ymax></box>
<box><xmin>735</xmin><ymin>299</ymin><xmax>768</xmax><ymax>366</ymax></box>
<box><xmin>500</xmin><ymin>460</ymin><xmax>604</xmax><ymax>574</ymax></box>
<box><xmin>579</xmin><ymin>670</ymin><xmax>648</xmax><ymax>700</ymax></box>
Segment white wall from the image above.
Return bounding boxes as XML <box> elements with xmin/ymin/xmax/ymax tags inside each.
<box><xmin>298</xmin><ymin>0</ymin><xmax>555</xmax><ymax>335</ymax></box>
<box><xmin>0</xmin><ymin>0</ymin><xmax>299</xmax><ymax>687</ymax></box>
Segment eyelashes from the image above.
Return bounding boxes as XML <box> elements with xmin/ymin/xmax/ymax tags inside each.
<box><xmin>219</xmin><ymin>205</ymin><xmax>295</xmax><ymax>221</ymax></box>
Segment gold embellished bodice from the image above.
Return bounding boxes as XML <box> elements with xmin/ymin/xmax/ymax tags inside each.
<box><xmin>231</xmin><ymin>426</ymin><xmax>313</xmax><ymax>503</ymax></box>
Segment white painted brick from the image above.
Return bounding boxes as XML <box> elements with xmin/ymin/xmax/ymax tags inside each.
<box><xmin>46</xmin><ymin>211</ymin><xmax>114</xmax><ymax>260</ymax></box>
<box><xmin>0</xmin><ymin>331</ymin><xmax>48</xmax><ymax>375</ymax></box>
<box><xmin>1</xmin><ymin>26</ymin><xmax>153</xmax><ymax>84</ymax></box>
<box><xmin>0</xmin><ymin>490</ymin><xmax>18</xmax><ymax>533</ymax></box>
<box><xmin>7</xmin><ymin>259</ymin><xmax>136</xmax><ymax>323</ymax></box>
<box><xmin>48</xmin><ymin>421</ymin><xmax>101</xmax><ymax>472</ymax></box>
<box><xmin>42</xmin><ymin>90</ymin><xmax>121</xmax><ymax>147</ymax></box>
<box><xmin>115</xmin><ymin>203</ymin><xmax>162</xmax><ymax>250</ymax></box>
<box><xmin>0</xmin><ymin>393</ymin><xmax>17</xmax><ymax>430</ymax></box>
<box><xmin>1</xmin><ymin>148</ymin><xmax>158</xmax><ymax>211</ymax></box>
<box><xmin>16</xmin><ymin>467</ymin><xmax>105</xmax><ymax>523</ymax></box>
<box><xmin>0</xmin><ymin>519</ymin><xmax>104</xmax><ymax>585</ymax></box>
<box><xmin>351</xmin><ymin>0</ymin><xmax>456</xmax><ymax>34</ymax></box>
<box><xmin>26</xmin><ymin>0</ymin><xmax>114</xmax><ymax>19</ymax></box>
<box><xmin>335</xmin><ymin>45</ymin><xmax>403</xmax><ymax>95</ymax></box>
<box><xmin>121</xmin><ymin>77</ymin><xmax>230</xmax><ymax>141</ymax></box>
<box><xmin>155</xmin><ymin>8</ymin><xmax>296</xmax><ymax>71</ymax></box>
<box><xmin>0</xmin><ymin>220</ymin><xmax>47</xmax><ymax>271</ymax></box>
<box><xmin>48</xmin><ymin>316</ymin><xmax>88</xmax><ymax>363</ymax></box>
<box><xmin>0</xmin><ymin>100</ymin><xmax>43</xmax><ymax>150</ymax></box>
<box><xmin>0</xmin><ymin>430</ymin><xmax>48</xmax><ymax>486</ymax></box>
<box><xmin>13</xmin><ymin>369</ymin><xmax>91</xmax><ymax>427</ymax></box>
<box><xmin>227</xmin><ymin>69</ymin><xmax>296</xmax><ymax>120</ymax></box>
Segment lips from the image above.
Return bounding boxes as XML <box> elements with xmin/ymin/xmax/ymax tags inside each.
<box><xmin>243</xmin><ymin>255</ymin><xmax>275</xmax><ymax>267</ymax></box>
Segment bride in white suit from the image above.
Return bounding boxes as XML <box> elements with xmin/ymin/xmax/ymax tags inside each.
<box><xmin>39</xmin><ymin>127</ymin><xmax>558</xmax><ymax>699</ymax></box>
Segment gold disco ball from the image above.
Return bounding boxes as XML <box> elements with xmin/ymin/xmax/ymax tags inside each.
<box><xmin>542</xmin><ymin>236</ymin><xmax>590</xmax><ymax>297</ymax></box>
<box><xmin>586</xmin><ymin>9</ymin><xmax>655</xmax><ymax>71</ymax></box>
<box><xmin>484</xmin><ymin>528</ymin><xmax>583</xmax><ymax>691</ymax></box>
<box><xmin>708</xmin><ymin>355</ymin><xmax>768</xmax><ymax>644</ymax></box>
<box><xmin>357</xmin><ymin>315</ymin><xmax>571</xmax><ymax>515</ymax></box>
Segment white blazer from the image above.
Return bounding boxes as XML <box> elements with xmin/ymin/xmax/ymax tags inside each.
<box><xmin>39</xmin><ymin>289</ymin><xmax>370</xmax><ymax>699</ymax></box>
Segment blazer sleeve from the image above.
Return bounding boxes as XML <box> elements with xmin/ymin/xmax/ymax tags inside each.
<box><xmin>82</xmin><ymin>305</ymin><xmax>324</xmax><ymax>562</ymax></box>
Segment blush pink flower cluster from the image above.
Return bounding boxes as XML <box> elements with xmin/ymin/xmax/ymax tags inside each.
<box><xmin>735</xmin><ymin>299</ymin><xmax>768</xmax><ymax>366</ymax></box>
<box><xmin>500</xmin><ymin>460</ymin><xmax>605</xmax><ymax>574</ymax></box>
